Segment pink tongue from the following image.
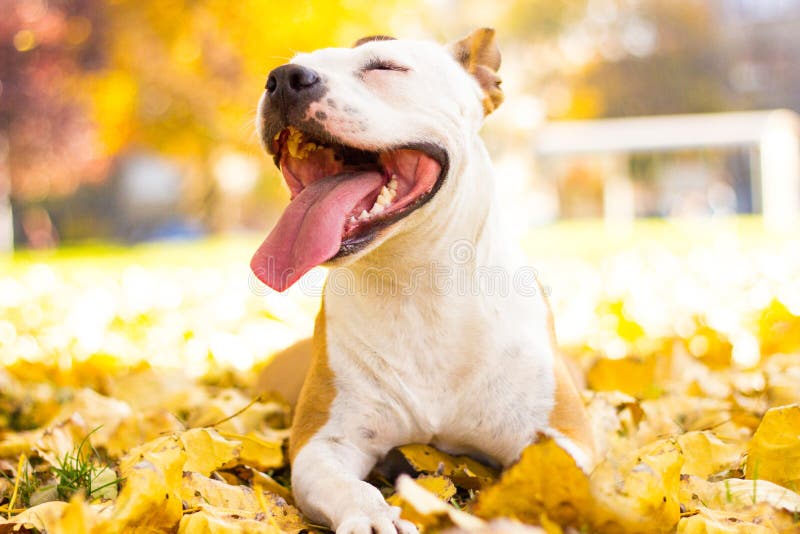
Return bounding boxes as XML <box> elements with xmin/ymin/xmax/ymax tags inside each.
<box><xmin>251</xmin><ymin>171</ymin><xmax>383</xmax><ymax>291</ymax></box>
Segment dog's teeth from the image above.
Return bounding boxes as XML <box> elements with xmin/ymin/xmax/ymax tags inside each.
<box><xmin>349</xmin><ymin>215</ymin><xmax>357</xmax><ymax>224</ymax></box>
<box><xmin>389</xmin><ymin>176</ymin><xmax>398</xmax><ymax>191</ymax></box>
<box><xmin>364</xmin><ymin>183</ymin><xmax>398</xmax><ymax>219</ymax></box>
<box><xmin>378</xmin><ymin>184</ymin><xmax>398</xmax><ymax>203</ymax></box>
<box><xmin>358</xmin><ymin>210</ymin><xmax>370</xmax><ymax>221</ymax></box>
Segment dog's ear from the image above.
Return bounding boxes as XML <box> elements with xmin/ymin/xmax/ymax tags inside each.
<box><xmin>448</xmin><ymin>28</ymin><xmax>503</xmax><ymax>115</ymax></box>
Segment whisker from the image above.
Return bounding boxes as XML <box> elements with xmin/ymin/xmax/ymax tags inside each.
<box><xmin>239</xmin><ymin>117</ymin><xmax>257</xmax><ymax>135</ymax></box>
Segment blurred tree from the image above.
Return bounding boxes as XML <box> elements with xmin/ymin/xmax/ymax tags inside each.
<box><xmin>1</xmin><ymin>0</ymin><xmax>411</xmax><ymax>244</ymax></box>
<box><xmin>84</xmin><ymin>0</ymin><xmax>407</xmax><ymax>229</ymax></box>
<box><xmin>503</xmin><ymin>0</ymin><xmax>588</xmax><ymax>40</ymax></box>
<box><xmin>558</xmin><ymin>0</ymin><xmax>744</xmax><ymax>119</ymax></box>
<box><xmin>0</xmin><ymin>0</ymin><xmax>108</xmax><ymax>248</ymax></box>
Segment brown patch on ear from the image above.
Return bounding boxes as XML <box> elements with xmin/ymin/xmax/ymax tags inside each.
<box><xmin>353</xmin><ymin>35</ymin><xmax>396</xmax><ymax>47</ymax></box>
<box><xmin>448</xmin><ymin>28</ymin><xmax>503</xmax><ymax>115</ymax></box>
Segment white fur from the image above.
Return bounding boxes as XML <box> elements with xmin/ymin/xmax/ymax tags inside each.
<box><xmin>276</xmin><ymin>38</ymin><xmax>575</xmax><ymax>534</ymax></box>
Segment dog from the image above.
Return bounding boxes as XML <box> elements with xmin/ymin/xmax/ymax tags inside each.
<box><xmin>250</xmin><ymin>28</ymin><xmax>596</xmax><ymax>534</ymax></box>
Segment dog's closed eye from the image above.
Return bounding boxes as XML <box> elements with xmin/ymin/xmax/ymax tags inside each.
<box><xmin>362</xmin><ymin>57</ymin><xmax>409</xmax><ymax>72</ymax></box>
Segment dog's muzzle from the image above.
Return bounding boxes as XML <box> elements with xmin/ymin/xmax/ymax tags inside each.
<box><xmin>264</xmin><ymin>65</ymin><xmax>325</xmax><ymax>123</ymax></box>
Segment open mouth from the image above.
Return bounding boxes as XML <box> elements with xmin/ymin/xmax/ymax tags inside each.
<box><xmin>251</xmin><ymin>126</ymin><xmax>447</xmax><ymax>291</ymax></box>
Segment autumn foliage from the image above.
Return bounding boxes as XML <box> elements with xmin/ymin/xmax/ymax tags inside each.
<box><xmin>0</xmin><ymin>221</ymin><xmax>799</xmax><ymax>532</ymax></box>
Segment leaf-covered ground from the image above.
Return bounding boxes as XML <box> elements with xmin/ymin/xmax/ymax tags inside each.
<box><xmin>1</xmin><ymin>221</ymin><xmax>799</xmax><ymax>533</ymax></box>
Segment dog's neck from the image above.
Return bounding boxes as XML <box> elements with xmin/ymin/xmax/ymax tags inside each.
<box><xmin>321</xmin><ymin>131</ymin><xmax>546</xmax><ymax>379</ymax></box>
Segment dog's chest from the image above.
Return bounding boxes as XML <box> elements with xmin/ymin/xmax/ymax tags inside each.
<box><xmin>324</xmin><ymin>290</ymin><xmax>557</xmax><ymax>464</ymax></box>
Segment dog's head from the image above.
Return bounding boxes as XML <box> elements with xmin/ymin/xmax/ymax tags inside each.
<box><xmin>251</xmin><ymin>29</ymin><xmax>503</xmax><ymax>291</ymax></box>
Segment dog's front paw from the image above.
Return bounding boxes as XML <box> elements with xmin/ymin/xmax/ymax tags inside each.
<box><xmin>336</xmin><ymin>506</ymin><xmax>417</xmax><ymax>534</ymax></box>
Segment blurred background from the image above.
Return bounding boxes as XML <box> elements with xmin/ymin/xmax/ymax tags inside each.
<box><xmin>1</xmin><ymin>0</ymin><xmax>799</xmax><ymax>378</ymax></box>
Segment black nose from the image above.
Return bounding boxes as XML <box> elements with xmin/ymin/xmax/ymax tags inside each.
<box><xmin>266</xmin><ymin>65</ymin><xmax>320</xmax><ymax>95</ymax></box>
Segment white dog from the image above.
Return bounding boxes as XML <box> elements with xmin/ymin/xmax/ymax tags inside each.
<box><xmin>251</xmin><ymin>29</ymin><xmax>595</xmax><ymax>534</ymax></box>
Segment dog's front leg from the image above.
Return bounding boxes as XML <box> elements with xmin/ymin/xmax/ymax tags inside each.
<box><xmin>292</xmin><ymin>438</ymin><xmax>417</xmax><ymax>534</ymax></box>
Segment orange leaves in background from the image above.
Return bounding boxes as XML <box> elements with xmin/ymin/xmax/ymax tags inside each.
<box><xmin>84</xmin><ymin>0</ymin><xmax>408</xmax><ymax>159</ymax></box>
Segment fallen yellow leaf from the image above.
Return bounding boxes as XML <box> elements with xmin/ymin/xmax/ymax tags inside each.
<box><xmin>50</xmin><ymin>496</ymin><xmax>97</xmax><ymax>534</ymax></box>
<box><xmin>746</xmin><ymin>404</ymin><xmax>800</xmax><ymax>490</ymax></box>
<box><xmin>474</xmin><ymin>437</ymin><xmax>591</xmax><ymax>529</ymax></box>
<box><xmin>388</xmin><ymin>474</ymin><xmax>457</xmax><ymax>529</ymax></box>
<box><xmin>100</xmin><ymin>441</ymin><xmax>186</xmax><ymax>532</ymax></box>
<box><xmin>180</xmin><ymin>471</ymin><xmax>260</xmax><ymax>510</ymax></box>
<box><xmin>250</xmin><ymin>470</ymin><xmax>292</xmax><ymax>503</ymax></box>
<box><xmin>386</xmin><ymin>444</ymin><xmax>498</xmax><ymax>489</ymax></box>
<box><xmin>677</xmin><ymin>431</ymin><xmax>744</xmax><ymax>478</ymax></box>
<box><xmin>105</xmin><ymin>410</ymin><xmax>184</xmax><ymax>459</ymax></box>
<box><xmin>179</xmin><ymin>428</ymin><xmax>240</xmax><ymax>476</ymax></box>
<box><xmin>218</xmin><ymin>431</ymin><xmax>284</xmax><ymax>471</ymax></box>
<box><xmin>680</xmin><ymin>475</ymin><xmax>800</xmax><ymax>515</ymax></box>
<box><xmin>677</xmin><ymin>504</ymin><xmax>800</xmax><ymax>533</ymax></box>
<box><xmin>179</xmin><ymin>505</ymin><xmax>281</xmax><ymax>534</ymax></box>
<box><xmin>395</xmin><ymin>474</ymin><xmax>486</xmax><ymax>532</ymax></box>
<box><xmin>590</xmin><ymin>439</ymin><xmax>683</xmax><ymax>533</ymax></box>
<box><xmin>587</xmin><ymin>355</ymin><xmax>665</xmax><ymax>399</ymax></box>
<box><xmin>50</xmin><ymin>389</ymin><xmax>133</xmax><ymax>449</ymax></box>
<box><xmin>34</xmin><ymin>414</ymin><xmax>90</xmax><ymax>467</ymax></box>
<box><xmin>4</xmin><ymin>501</ymin><xmax>70</xmax><ymax>532</ymax></box>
